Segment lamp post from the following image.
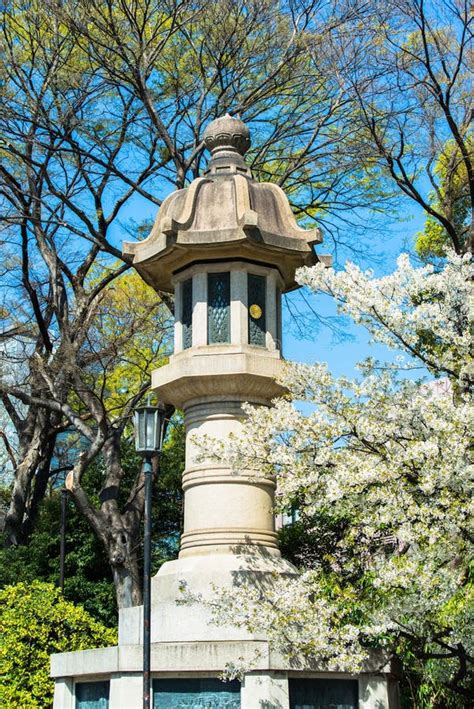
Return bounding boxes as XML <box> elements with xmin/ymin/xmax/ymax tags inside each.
<box><xmin>134</xmin><ymin>399</ymin><xmax>174</xmax><ymax>709</ymax></box>
<box><xmin>59</xmin><ymin>488</ymin><xmax>68</xmax><ymax>592</ymax></box>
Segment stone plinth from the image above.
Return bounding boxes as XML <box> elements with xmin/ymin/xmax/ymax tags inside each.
<box><xmin>119</xmin><ymin>552</ymin><xmax>296</xmax><ymax>647</ymax></box>
<box><xmin>51</xmin><ymin>641</ymin><xmax>400</xmax><ymax>708</ymax></box>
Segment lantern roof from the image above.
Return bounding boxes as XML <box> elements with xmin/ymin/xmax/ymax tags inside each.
<box><xmin>123</xmin><ymin>115</ymin><xmax>328</xmax><ymax>293</ymax></box>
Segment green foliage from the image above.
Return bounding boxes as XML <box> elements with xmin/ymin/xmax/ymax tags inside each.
<box><xmin>0</xmin><ymin>581</ymin><xmax>116</xmax><ymax>708</ymax></box>
<box><xmin>278</xmin><ymin>511</ymin><xmax>349</xmax><ymax>572</ymax></box>
<box><xmin>0</xmin><ymin>423</ymin><xmax>185</xmax><ymax>627</ymax></box>
<box><xmin>0</xmin><ymin>487</ymin><xmax>118</xmax><ymax>627</ymax></box>
<box><xmin>398</xmin><ymin>640</ymin><xmax>469</xmax><ymax>709</ymax></box>
<box><xmin>151</xmin><ymin>419</ymin><xmax>185</xmax><ymax>570</ymax></box>
<box><xmin>88</xmin><ymin>269</ymin><xmax>171</xmax><ymax>417</ymax></box>
<box><xmin>416</xmin><ymin>138</ymin><xmax>472</xmax><ymax>259</ymax></box>
<box><xmin>416</xmin><ymin>218</ymin><xmax>450</xmax><ymax>260</ymax></box>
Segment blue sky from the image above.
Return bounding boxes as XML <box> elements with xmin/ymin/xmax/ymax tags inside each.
<box><xmin>283</xmin><ymin>200</ymin><xmax>427</xmax><ymax>379</ymax></box>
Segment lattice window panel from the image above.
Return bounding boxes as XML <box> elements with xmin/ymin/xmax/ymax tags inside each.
<box><xmin>208</xmin><ymin>272</ymin><xmax>230</xmax><ymax>344</ymax></box>
<box><xmin>276</xmin><ymin>285</ymin><xmax>282</xmax><ymax>351</ymax></box>
<box><xmin>181</xmin><ymin>278</ymin><xmax>193</xmax><ymax>349</ymax></box>
<box><xmin>247</xmin><ymin>273</ymin><xmax>266</xmax><ymax>347</ymax></box>
<box><xmin>75</xmin><ymin>681</ymin><xmax>110</xmax><ymax>708</ymax></box>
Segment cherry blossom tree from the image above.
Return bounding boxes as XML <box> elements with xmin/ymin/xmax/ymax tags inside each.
<box><xmin>198</xmin><ymin>252</ymin><xmax>473</xmax><ymax>704</ymax></box>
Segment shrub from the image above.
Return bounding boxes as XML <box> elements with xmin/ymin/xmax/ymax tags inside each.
<box><xmin>0</xmin><ymin>581</ymin><xmax>117</xmax><ymax>708</ymax></box>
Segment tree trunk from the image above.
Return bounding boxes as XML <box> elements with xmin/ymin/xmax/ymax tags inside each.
<box><xmin>111</xmin><ymin>556</ymin><xmax>142</xmax><ymax>609</ymax></box>
<box><xmin>3</xmin><ymin>412</ymin><xmax>53</xmax><ymax>546</ymax></box>
<box><xmin>71</xmin><ymin>483</ymin><xmax>143</xmax><ymax>608</ymax></box>
<box><xmin>20</xmin><ymin>434</ymin><xmax>57</xmax><ymax>541</ymax></box>
<box><xmin>105</xmin><ymin>521</ymin><xmax>142</xmax><ymax>608</ymax></box>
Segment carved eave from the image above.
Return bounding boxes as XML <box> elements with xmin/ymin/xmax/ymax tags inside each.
<box><xmin>123</xmin><ymin>174</ymin><xmax>325</xmax><ymax>293</ymax></box>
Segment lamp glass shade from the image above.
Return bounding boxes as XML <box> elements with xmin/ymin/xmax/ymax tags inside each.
<box><xmin>134</xmin><ymin>402</ymin><xmax>167</xmax><ymax>454</ymax></box>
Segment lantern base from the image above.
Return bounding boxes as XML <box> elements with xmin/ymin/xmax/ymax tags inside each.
<box><xmin>52</xmin><ymin>638</ymin><xmax>400</xmax><ymax>708</ymax></box>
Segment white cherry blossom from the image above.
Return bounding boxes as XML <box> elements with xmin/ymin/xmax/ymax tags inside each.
<box><xmin>195</xmin><ymin>252</ymin><xmax>473</xmax><ymax>695</ymax></box>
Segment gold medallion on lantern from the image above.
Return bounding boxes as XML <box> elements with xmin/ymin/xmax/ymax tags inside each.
<box><xmin>249</xmin><ymin>304</ymin><xmax>262</xmax><ymax>319</ymax></box>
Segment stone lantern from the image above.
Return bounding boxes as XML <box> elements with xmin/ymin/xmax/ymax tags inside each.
<box><xmin>51</xmin><ymin>116</ymin><xmax>399</xmax><ymax>708</ymax></box>
<box><xmin>122</xmin><ymin>114</ymin><xmax>321</xmax><ymax>567</ymax></box>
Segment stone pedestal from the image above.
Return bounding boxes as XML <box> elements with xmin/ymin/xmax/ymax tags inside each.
<box><xmin>118</xmin><ymin>551</ymin><xmax>296</xmax><ymax>647</ymax></box>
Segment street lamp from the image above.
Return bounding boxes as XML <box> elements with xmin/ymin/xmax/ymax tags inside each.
<box><xmin>59</xmin><ymin>488</ymin><xmax>68</xmax><ymax>592</ymax></box>
<box><xmin>134</xmin><ymin>398</ymin><xmax>174</xmax><ymax>709</ymax></box>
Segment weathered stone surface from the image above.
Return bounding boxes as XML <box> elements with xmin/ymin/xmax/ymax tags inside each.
<box><xmin>51</xmin><ymin>640</ymin><xmax>398</xmax><ymax>677</ymax></box>
<box><xmin>123</xmin><ymin>116</ymin><xmax>325</xmax><ymax>293</ymax></box>
<box><xmin>152</xmin><ymin>345</ymin><xmax>285</xmax><ymax>407</ymax></box>
<box><xmin>203</xmin><ymin>113</ymin><xmax>251</xmax><ymax>160</ymax></box>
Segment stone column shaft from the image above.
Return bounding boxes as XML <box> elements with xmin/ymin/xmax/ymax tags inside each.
<box><xmin>180</xmin><ymin>398</ymin><xmax>278</xmax><ymax>557</ymax></box>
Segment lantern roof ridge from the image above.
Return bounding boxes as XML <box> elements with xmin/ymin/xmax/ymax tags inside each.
<box><xmin>123</xmin><ymin>116</ymin><xmax>330</xmax><ymax>293</ymax></box>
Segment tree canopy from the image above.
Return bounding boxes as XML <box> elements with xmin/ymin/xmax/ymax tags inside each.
<box><xmin>0</xmin><ymin>0</ymin><xmax>389</xmax><ymax>606</ymax></box>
